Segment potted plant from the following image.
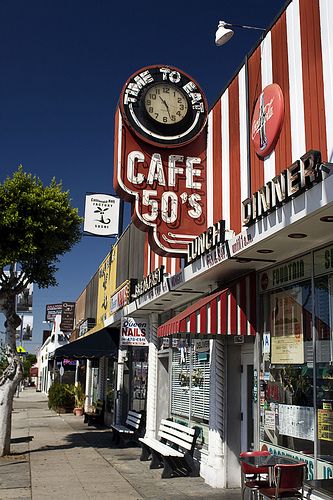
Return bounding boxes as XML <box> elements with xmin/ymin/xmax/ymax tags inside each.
<box><xmin>72</xmin><ymin>383</ymin><xmax>86</xmax><ymax>416</ymax></box>
<box><xmin>48</xmin><ymin>383</ymin><xmax>75</xmax><ymax>414</ymax></box>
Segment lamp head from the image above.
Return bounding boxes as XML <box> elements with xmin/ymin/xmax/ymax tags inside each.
<box><xmin>215</xmin><ymin>21</ymin><xmax>234</xmax><ymax>46</ymax></box>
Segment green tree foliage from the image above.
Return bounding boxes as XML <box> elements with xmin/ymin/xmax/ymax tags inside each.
<box><xmin>0</xmin><ymin>166</ymin><xmax>82</xmax><ymax>456</ymax></box>
<box><xmin>0</xmin><ymin>166</ymin><xmax>82</xmax><ymax>289</ymax></box>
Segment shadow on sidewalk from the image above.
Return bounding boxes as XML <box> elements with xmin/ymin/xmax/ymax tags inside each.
<box><xmin>11</xmin><ymin>436</ymin><xmax>33</xmax><ymax>444</ymax></box>
<box><xmin>25</xmin><ymin>430</ymin><xmax>139</xmax><ymax>454</ymax></box>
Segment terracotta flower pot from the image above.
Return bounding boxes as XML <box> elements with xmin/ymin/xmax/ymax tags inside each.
<box><xmin>74</xmin><ymin>407</ymin><xmax>84</xmax><ymax>416</ymax></box>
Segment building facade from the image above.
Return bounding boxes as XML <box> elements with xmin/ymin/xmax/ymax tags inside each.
<box><xmin>56</xmin><ymin>1</ymin><xmax>333</xmax><ymax>497</ymax></box>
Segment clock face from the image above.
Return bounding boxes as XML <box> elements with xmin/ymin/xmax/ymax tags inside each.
<box><xmin>144</xmin><ymin>83</ymin><xmax>188</xmax><ymax>125</ymax></box>
<box><xmin>120</xmin><ymin>65</ymin><xmax>208</xmax><ymax>147</ymax></box>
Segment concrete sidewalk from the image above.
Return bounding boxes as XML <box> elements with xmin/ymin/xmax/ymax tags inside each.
<box><xmin>0</xmin><ymin>388</ymin><xmax>241</xmax><ymax>499</ymax></box>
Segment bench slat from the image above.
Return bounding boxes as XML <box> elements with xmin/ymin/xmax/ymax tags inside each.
<box><xmin>159</xmin><ymin>424</ymin><xmax>194</xmax><ymax>444</ymax></box>
<box><xmin>128</xmin><ymin>411</ymin><xmax>141</xmax><ymax>418</ymax></box>
<box><xmin>126</xmin><ymin>415</ymin><xmax>141</xmax><ymax>425</ymax></box>
<box><xmin>139</xmin><ymin>437</ymin><xmax>183</xmax><ymax>457</ymax></box>
<box><xmin>160</xmin><ymin>419</ymin><xmax>195</xmax><ymax>436</ymax></box>
<box><xmin>125</xmin><ymin>420</ymin><xmax>139</xmax><ymax>429</ymax></box>
<box><xmin>111</xmin><ymin>424</ymin><xmax>134</xmax><ymax>434</ymax></box>
<box><xmin>158</xmin><ymin>430</ymin><xmax>192</xmax><ymax>451</ymax></box>
<box><xmin>127</xmin><ymin>414</ymin><xmax>141</xmax><ymax>423</ymax></box>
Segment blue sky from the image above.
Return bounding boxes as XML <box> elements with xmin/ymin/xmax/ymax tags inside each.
<box><xmin>0</xmin><ymin>0</ymin><xmax>287</xmax><ymax>351</ymax></box>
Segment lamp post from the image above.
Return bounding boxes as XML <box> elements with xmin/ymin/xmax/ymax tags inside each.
<box><xmin>215</xmin><ymin>20</ymin><xmax>265</xmax><ymax>46</ymax></box>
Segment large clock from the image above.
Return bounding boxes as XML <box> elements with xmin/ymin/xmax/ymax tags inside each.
<box><xmin>120</xmin><ymin>65</ymin><xmax>208</xmax><ymax>147</ymax></box>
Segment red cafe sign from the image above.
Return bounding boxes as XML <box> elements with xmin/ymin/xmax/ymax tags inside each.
<box><xmin>251</xmin><ymin>83</ymin><xmax>284</xmax><ymax>159</ymax></box>
<box><xmin>114</xmin><ymin>65</ymin><xmax>208</xmax><ymax>257</ymax></box>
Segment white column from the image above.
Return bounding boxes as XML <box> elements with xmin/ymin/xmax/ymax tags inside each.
<box><xmin>74</xmin><ymin>360</ymin><xmax>80</xmax><ymax>386</ymax></box>
<box><xmin>145</xmin><ymin>313</ymin><xmax>159</xmax><ymax>439</ymax></box>
<box><xmin>204</xmin><ymin>337</ymin><xmax>226</xmax><ymax>488</ymax></box>
<box><xmin>85</xmin><ymin>360</ymin><xmax>92</xmax><ymax>411</ymax></box>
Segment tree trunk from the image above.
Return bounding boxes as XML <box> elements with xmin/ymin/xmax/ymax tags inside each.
<box><xmin>0</xmin><ymin>293</ymin><xmax>23</xmax><ymax>456</ymax></box>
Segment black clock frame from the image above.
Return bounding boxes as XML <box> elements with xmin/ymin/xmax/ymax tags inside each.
<box><xmin>120</xmin><ymin>65</ymin><xmax>208</xmax><ymax>148</ymax></box>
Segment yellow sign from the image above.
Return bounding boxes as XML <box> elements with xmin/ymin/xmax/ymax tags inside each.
<box><xmin>318</xmin><ymin>409</ymin><xmax>333</xmax><ymax>441</ymax></box>
<box><xmin>96</xmin><ymin>246</ymin><xmax>118</xmax><ymax>326</ymax></box>
<box><xmin>16</xmin><ymin>346</ymin><xmax>26</xmax><ymax>353</ymax></box>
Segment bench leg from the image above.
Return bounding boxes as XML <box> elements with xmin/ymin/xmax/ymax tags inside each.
<box><xmin>140</xmin><ymin>442</ymin><xmax>151</xmax><ymax>461</ymax></box>
<box><xmin>184</xmin><ymin>452</ymin><xmax>199</xmax><ymax>477</ymax></box>
<box><xmin>111</xmin><ymin>430</ymin><xmax>119</xmax><ymax>445</ymax></box>
<box><xmin>161</xmin><ymin>457</ymin><xmax>175</xmax><ymax>479</ymax></box>
<box><xmin>150</xmin><ymin>449</ymin><xmax>163</xmax><ymax>469</ymax></box>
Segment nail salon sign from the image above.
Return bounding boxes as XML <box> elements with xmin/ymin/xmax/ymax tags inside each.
<box><xmin>120</xmin><ymin>317</ymin><xmax>149</xmax><ymax>347</ymax></box>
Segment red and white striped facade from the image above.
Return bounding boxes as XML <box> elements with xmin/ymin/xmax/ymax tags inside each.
<box><xmin>143</xmin><ymin>233</ymin><xmax>182</xmax><ymax>277</ymax></box>
<box><xmin>207</xmin><ymin>0</ymin><xmax>333</xmax><ymax>235</ymax></box>
<box><xmin>120</xmin><ymin>0</ymin><xmax>333</xmax><ymax>278</ymax></box>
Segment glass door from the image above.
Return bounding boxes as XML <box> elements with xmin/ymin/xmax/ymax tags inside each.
<box><xmin>241</xmin><ymin>348</ymin><xmax>254</xmax><ymax>451</ymax></box>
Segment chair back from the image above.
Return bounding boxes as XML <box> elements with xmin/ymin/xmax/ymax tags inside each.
<box><xmin>240</xmin><ymin>450</ymin><xmax>270</xmax><ymax>475</ymax></box>
<box><xmin>274</xmin><ymin>463</ymin><xmax>306</xmax><ymax>494</ymax></box>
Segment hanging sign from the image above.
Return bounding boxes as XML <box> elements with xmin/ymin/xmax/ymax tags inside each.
<box><xmin>45</xmin><ymin>303</ymin><xmax>63</xmax><ymax>322</ymax></box>
<box><xmin>60</xmin><ymin>302</ymin><xmax>75</xmax><ymax>332</ymax></box>
<box><xmin>114</xmin><ymin>65</ymin><xmax>209</xmax><ymax>257</ymax></box>
<box><xmin>84</xmin><ymin>193</ymin><xmax>120</xmax><ymax>237</ymax></box>
<box><xmin>120</xmin><ymin>317</ymin><xmax>149</xmax><ymax>347</ymax></box>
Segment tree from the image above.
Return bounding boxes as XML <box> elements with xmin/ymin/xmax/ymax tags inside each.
<box><xmin>22</xmin><ymin>353</ymin><xmax>37</xmax><ymax>379</ymax></box>
<box><xmin>0</xmin><ymin>166</ymin><xmax>82</xmax><ymax>456</ymax></box>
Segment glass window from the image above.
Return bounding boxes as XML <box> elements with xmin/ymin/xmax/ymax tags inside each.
<box><xmin>259</xmin><ymin>280</ymin><xmax>314</xmax><ymax>456</ymax></box>
<box><xmin>130</xmin><ymin>348</ymin><xmax>148</xmax><ymax>412</ymax></box>
<box><xmin>171</xmin><ymin>339</ymin><xmax>210</xmax><ymax>449</ymax></box>
<box><xmin>315</xmin><ymin>274</ymin><xmax>333</xmax><ymax>471</ymax></box>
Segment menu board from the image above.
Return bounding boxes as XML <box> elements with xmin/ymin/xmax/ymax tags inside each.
<box><xmin>271</xmin><ymin>290</ymin><xmax>304</xmax><ymax>364</ymax></box>
<box><xmin>278</xmin><ymin>404</ymin><xmax>314</xmax><ymax>440</ymax></box>
<box><xmin>318</xmin><ymin>409</ymin><xmax>333</xmax><ymax>441</ymax></box>
<box><xmin>271</xmin><ymin>336</ymin><xmax>304</xmax><ymax>364</ymax></box>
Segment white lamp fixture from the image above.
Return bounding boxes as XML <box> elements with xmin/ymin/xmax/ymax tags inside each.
<box><xmin>215</xmin><ymin>20</ymin><xmax>265</xmax><ymax>46</ymax></box>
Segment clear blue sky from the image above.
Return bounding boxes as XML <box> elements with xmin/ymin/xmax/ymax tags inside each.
<box><xmin>0</xmin><ymin>0</ymin><xmax>287</xmax><ymax>352</ymax></box>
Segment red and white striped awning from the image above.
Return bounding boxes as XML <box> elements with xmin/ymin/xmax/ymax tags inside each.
<box><xmin>157</xmin><ymin>274</ymin><xmax>256</xmax><ymax>337</ymax></box>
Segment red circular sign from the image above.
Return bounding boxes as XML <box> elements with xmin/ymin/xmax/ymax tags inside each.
<box><xmin>251</xmin><ymin>83</ymin><xmax>284</xmax><ymax>159</ymax></box>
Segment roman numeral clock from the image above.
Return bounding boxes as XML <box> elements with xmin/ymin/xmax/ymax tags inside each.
<box><xmin>120</xmin><ymin>65</ymin><xmax>208</xmax><ymax>147</ymax></box>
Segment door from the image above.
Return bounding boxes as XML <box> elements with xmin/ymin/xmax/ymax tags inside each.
<box><xmin>241</xmin><ymin>346</ymin><xmax>254</xmax><ymax>452</ymax></box>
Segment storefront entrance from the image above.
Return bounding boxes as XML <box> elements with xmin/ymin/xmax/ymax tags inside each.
<box><xmin>241</xmin><ymin>346</ymin><xmax>254</xmax><ymax>452</ymax></box>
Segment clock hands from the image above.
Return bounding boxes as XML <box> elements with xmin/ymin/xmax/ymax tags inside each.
<box><xmin>159</xmin><ymin>95</ymin><xmax>171</xmax><ymax>119</ymax></box>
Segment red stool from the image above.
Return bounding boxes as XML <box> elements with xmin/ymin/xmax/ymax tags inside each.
<box><xmin>258</xmin><ymin>462</ymin><xmax>307</xmax><ymax>499</ymax></box>
<box><xmin>240</xmin><ymin>450</ymin><xmax>271</xmax><ymax>500</ymax></box>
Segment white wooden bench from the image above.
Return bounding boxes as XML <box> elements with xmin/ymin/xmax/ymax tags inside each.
<box><xmin>110</xmin><ymin>410</ymin><xmax>143</xmax><ymax>447</ymax></box>
<box><xmin>139</xmin><ymin>419</ymin><xmax>199</xmax><ymax>478</ymax></box>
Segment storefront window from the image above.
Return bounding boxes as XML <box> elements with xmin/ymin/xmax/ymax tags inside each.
<box><xmin>130</xmin><ymin>348</ymin><xmax>148</xmax><ymax>412</ymax></box>
<box><xmin>259</xmin><ymin>278</ymin><xmax>314</xmax><ymax>457</ymax></box>
<box><xmin>171</xmin><ymin>339</ymin><xmax>210</xmax><ymax>448</ymax></box>
<box><xmin>259</xmin><ymin>248</ymin><xmax>333</xmax><ymax>479</ymax></box>
<box><xmin>315</xmin><ymin>274</ymin><xmax>333</xmax><ymax>471</ymax></box>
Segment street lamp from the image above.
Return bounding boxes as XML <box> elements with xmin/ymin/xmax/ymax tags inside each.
<box><xmin>215</xmin><ymin>20</ymin><xmax>266</xmax><ymax>46</ymax></box>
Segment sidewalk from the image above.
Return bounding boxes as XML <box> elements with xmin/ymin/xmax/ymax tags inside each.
<box><xmin>0</xmin><ymin>388</ymin><xmax>241</xmax><ymax>499</ymax></box>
